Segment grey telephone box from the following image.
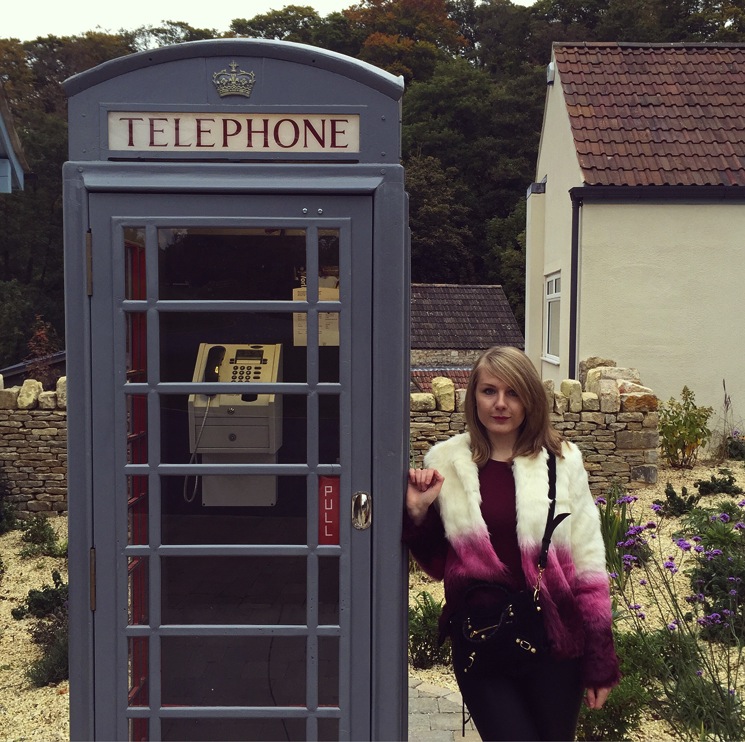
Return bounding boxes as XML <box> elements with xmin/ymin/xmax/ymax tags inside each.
<box><xmin>63</xmin><ymin>39</ymin><xmax>409</xmax><ymax>742</ymax></box>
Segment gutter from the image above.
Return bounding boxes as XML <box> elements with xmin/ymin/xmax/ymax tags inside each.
<box><xmin>569</xmin><ymin>195</ymin><xmax>581</xmax><ymax>380</ymax></box>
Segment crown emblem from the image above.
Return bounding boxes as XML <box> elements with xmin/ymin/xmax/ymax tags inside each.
<box><xmin>212</xmin><ymin>61</ymin><xmax>256</xmax><ymax>98</ymax></box>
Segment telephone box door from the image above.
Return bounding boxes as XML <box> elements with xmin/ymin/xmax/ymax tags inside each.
<box><xmin>87</xmin><ymin>191</ymin><xmax>373</xmax><ymax>741</ymax></box>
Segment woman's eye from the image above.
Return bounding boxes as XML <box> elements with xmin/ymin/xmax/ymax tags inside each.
<box><xmin>481</xmin><ymin>388</ymin><xmax>495</xmax><ymax>395</ymax></box>
<box><xmin>507</xmin><ymin>389</ymin><xmax>518</xmax><ymax>397</ymax></box>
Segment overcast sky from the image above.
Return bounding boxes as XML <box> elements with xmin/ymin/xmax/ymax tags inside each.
<box><xmin>3</xmin><ymin>0</ymin><xmax>534</xmax><ymax>42</ymax></box>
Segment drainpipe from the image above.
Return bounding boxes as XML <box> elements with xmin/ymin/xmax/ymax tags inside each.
<box><xmin>569</xmin><ymin>193</ymin><xmax>581</xmax><ymax>380</ymax></box>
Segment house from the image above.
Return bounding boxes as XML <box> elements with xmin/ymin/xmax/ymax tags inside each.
<box><xmin>0</xmin><ymin>82</ymin><xmax>28</xmax><ymax>193</ymax></box>
<box><xmin>526</xmin><ymin>42</ymin><xmax>745</xmax><ymax>415</ymax></box>
<box><xmin>410</xmin><ymin>283</ymin><xmax>523</xmax><ymax>391</ymax></box>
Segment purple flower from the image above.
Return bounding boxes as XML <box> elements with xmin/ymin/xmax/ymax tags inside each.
<box><xmin>738</xmin><ymin>499</ymin><xmax>745</xmax><ymax>508</ymax></box>
<box><xmin>719</xmin><ymin>513</ymin><xmax>731</xmax><ymax>523</ymax></box>
<box><xmin>646</xmin><ymin>522</ymin><xmax>657</xmax><ymax>529</ymax></box>
<box><xmin>651</xmin><ymin>503</ymin><xmax>662</xmax><ymax>512</ymax></box>
<box><xmin>734</xmin><ymin>522</ymin><xmax>745</xmax><ymax>531</ymax></box>
<box><xmin>730</xmin><ymin>590</ymin><xmax>738</xmax><ymax>597</ymax></box>
<box><xmin>608</xmin><ymin>571</ymin><xmax>618</xmax><ymax>579</ymax></box>
<box><xmin>663</xmin><ymin>557</ymin><xmax>678</xmax><ymax>574</ymax></box>
<box><xmin>694</xmin><ymin>545</ymin><xmax>705</xmax><ymax>553</ymax></box>
<box><xmin>617</xmin><ymin>495</ymin><xmax>639</xmax><ymax>505</ymax></box>
<box><xmin>667</xmin><ymin>620</ymin><xmax>679</xmax><ymax>631</ymax></box>
<box><xmin>675</xmin><ymin>538</ymin><xmax>692</xmax><ymax>551</ymax></box>
<box><xmin>595</xmin><ymin>496</ymin><xmax>607</xmax><ymax>505</ymax></box>
<box><xmin>696</xmin><ymin>669</ymin><xmax>703</xmax><ymax>677</ymax></box>
<box><xmin>705</xmin><ymin>549</ymin><xmax>723</xmax><ymax>560</ymax></box>
<box><xmin>692</xmin><ymin>536</ymin><xmax>702</xmax><ymax>543</ymax></box>
<box><xmin>639</xmin><ymin>579</ymin><xmax>647</xmax><ymax>586</ymax></box>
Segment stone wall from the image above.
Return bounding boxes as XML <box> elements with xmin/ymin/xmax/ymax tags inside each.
<box><xmin>409</xmin><ymin>359</ymin><xmax>658</xmax><ymax>494</ymax></box>
<box><xmin>410</xmin><ymin>349</ymin><xmax>483</xmax><ymax>367</ymax></box>
<box><xmin>0</xmin><ymin>376</ymin><xmax>68</xmax><ymax>518</ymax></box>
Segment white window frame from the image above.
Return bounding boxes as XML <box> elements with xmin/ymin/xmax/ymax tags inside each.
<box><xmin>543</xmin><ymin>271</ymin><xmax>561</xmax><ymax>364</ymax></box>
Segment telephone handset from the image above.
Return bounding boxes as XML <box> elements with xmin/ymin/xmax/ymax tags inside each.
<box><xmin>203</xmin><ymin>345</ymin><xmax>226</xmax><ymax>385</ymax></box>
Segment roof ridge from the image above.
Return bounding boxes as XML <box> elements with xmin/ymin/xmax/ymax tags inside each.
<box><xmin>554</xmin><ymin>41</ymin><xmax>745</xmax><ymax>49</ymax></box>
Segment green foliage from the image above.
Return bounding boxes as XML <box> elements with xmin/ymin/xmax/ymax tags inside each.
<box><xmin>653</xmin><ymin>482</ymin><xmax>701</xmax><ymax>517</ymax></box>
<box><xmin>11</xmin><ymin>569</ymin><xmax>68</xmax><ymax>620</ymax></box>
<box><xmin>576</xmin><ymin>631</ymin><xmax>652</xmax><ymax>741</ymax></box>
<box><xmin>727</xmin><ymin>434</ymin><xmax>745</xmax><ymax>461</ymax></box>
<box><xmin>19</xmin><ymin>514</ymin><xmax>66</xmax><ymax>558</ymax></box>
<box><xmin>0</xmin><ymin>469</ymin><xmax>18</xmax><ymax>535</ymax></box>
<box><xmin>695</xmin><ymin>469</ymin><xmax>744</xmax><ymax>497</ymax></box>
<box><xmin>26</xmin><ymin>606</ymin><xmax>69</xmax><ymax>687</ymax></box>
<box><xmin>408</xmin><ymin>590</ymin><xmax>450</xmax><ymax>669</ymax></box>
<box><xmin>658</xmin><ymin>387</ymin><xmax>714</xmax><ymax>468</ymax></box>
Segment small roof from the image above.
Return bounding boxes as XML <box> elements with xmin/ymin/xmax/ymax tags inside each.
<box><xmin>553</xmin><ymin>43</ymin><xmax>745</xmax><ymax>187</ymax></box>
<box><xmin>411</xmin><ymin>283</ymin><xmax>523</xmax><ymax>350</ymax></box>
<box><xmin>0</xmin><ymin>83</ymin><xmax>29</xmax><ymax>192</ymax></box>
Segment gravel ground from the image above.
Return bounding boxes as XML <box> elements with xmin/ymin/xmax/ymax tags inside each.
<box><xmin>1</xmin><ymin>458</ymin><xmax>743</xmax><ymax>740</ymax></box>
<box><xmin>0</xmin><ymin>517</ymin><xmax>69</xmax><ymax>742</ymax></box>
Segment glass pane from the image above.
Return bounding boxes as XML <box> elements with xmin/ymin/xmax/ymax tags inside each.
<box><xmin>318</xmin><ymin>636</ymin><xmax>339</xmax><ymax>706</ymax></box>
<box><xmin>162</xmin><ymin>556</ymin><xmax>306</xmax><ymax>624</ymax></box>
<box><xmin>125</xmin><ymin>228</ymin><xmax>146</xmax><ymax>301</ymax></box>
<box><xmin>159</xmin><ymin>314</ymin><xmax>307</xmax><ymax>384</ymax></box>
<box><xmin>161</xmin><ymin>476</ymin><xmax>306</xmax><ymax>545</ymax></box>
<box><xmin>318</xmin><ymin>719</ymin><xmax>339</xmax><ymax>741</ymax></box>
<box><xmin>128</xmin><ymin>556</ymin><xmax>148</xmax><ymax>625</ymax></box>
<box><xmin>161</xmin><ymin>636</ymin><xmax>306</xmax><ymax>706</ymax></box>
<box><xmin>157</xmin><ymin>227</ymin><xmax>306</xmax><ymax>301</ymax></box>
<box><xmin>127</xmin><ymin>637</ymin><xmax>149</xmax><ymax>707</ymax></box>
<box><xmin>127</xmin><ymin>395</ymin><xmax>148</xmax><ymax>464</ymax></box>
<box><xmin>127</xmin><ymin>476</ymin><xmax>148</xmax><ymax>545</ymax></box>
<box><xmin>318</xmin><ymin>556</ymin><xmax>339</xmax><ymax>625</ymax></box>
<box><xmin>319</xmin><ymin>396</ymin><xmax>340</xmax><ymax>465</ymax></box>
<box><xmin>547</xmin><ymin>299</ymin><xmax>560</xmax><ymax>357</ymax></box>
<box><xmin>128</xmin><ymin>717</ymin><xmax>148</xmax><ymax>742</ymax></box>
<box><xmin>161</xmin><ymin>717</ymin><xmax>306</xmax><ymax>742</ymax></box>
<box><xmin>126</xmin><ymin>312</ymin><xmax>147</xmax><ymax>382</ymax></box>
<box><xmin>160</xmin><ymin>393</ymin><xmax>309</xmax><ymax>467</ymax></box>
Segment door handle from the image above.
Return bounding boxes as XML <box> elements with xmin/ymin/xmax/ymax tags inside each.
<box><xmin>351</xmin><ymin>491</ymin><xmax>371</xmax><ymax>530</ymax></box>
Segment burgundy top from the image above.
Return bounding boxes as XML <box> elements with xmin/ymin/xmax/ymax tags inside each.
<box><xmin>404</xmin><ymin>459</ymin><xmax>524</xmax><ymax>640</ymax></box>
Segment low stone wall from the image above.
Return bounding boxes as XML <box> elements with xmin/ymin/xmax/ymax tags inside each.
<box><xmin>410</xmin><ymin>359</ymin><xmax>658</xmax><ymax>494</ymax></box>
<box><xmin>0</xmin><ymin>377</ymin><xmax>68</xmax><ymax>518</ymax></box>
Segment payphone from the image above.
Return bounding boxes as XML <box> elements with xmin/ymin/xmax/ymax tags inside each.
<box><xmin>188</xmin><ymin>342</ymin><xmax>282</xmax><ymax>506</ymax></box>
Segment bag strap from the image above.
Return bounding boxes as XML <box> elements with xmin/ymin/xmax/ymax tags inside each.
<box><xmin>538</xmin><ymin>451</ymin><xmax>570</xmax><ymax>571</ymax></box>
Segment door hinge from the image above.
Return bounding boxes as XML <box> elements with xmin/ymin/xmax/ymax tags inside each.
<box><xmin>89</xmin><ymin>547</ymin><xmax>96</xmax><ymax>611</ymax></box>
<box><xmin>85</xmin><ymin>230</ymin><xmax>93</xmax><ymax>296</ymax></box>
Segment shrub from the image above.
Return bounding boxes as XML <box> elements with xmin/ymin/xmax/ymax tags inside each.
<box><xmin>0</xmin><ymin>470</ymin><xmax>18</xmax><ymax>535</ymax></box>
<box><xmin>408</xmin><ymin>590</ymin><xmax>450</xmax><ymax>669</ymax></box>
<box><xmin>695</xmin><ymin>469</ymin><xmax>744</xmax><ymax>497</ymax></box>
<box><xmin>726</xmin><ymin>432</ymin><xmax>745</xmax><ymax>461</ymax></box>
<box><xmin>653</xmin><ymin>482</ymin><xmax>700</xmax><ymax>517</ymax></box>
<box><xmin>19</xmin><ymin>514</ymin><xmax>66</xmax><ymax>558</ymax></box>
<box><xmin>576</xmin><ymin>632</ymin><xmax>651</xmax><ymax>741</ymax></box>
<box><xmin>11</xmin><ymin>569</ymin><xmax>69</xmax><ymax>619</ymax></box>
<box><xmin>26</xmin><ymin>606</ymin><xmax>69</xmax><ymax>687</ymax></box>
<box><xmin>659</xmin><ymin>387</ymin><xmax>713</xmax><ymax>468</ymax></box>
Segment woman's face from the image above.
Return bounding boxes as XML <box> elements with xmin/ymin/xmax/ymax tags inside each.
<box><xmin>474</xmin><ymin>369</ymin><xmax>526</xmax><ymax>451</ymax></box>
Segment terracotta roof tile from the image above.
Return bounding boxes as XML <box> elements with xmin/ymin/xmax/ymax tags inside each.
<box><xmin>411</xmin><ymin>369</ymin><xmax>472</xmax><ymax>393</ymax></box>
<box><xmin>553</xmin><ymin>43</ymin><xmax>745</xmax><ymax>187</ymax></box>
<box><xmin>410</xmin><ymin>284</ymin><xmax>524</xmax><ymax>350</ymax></box>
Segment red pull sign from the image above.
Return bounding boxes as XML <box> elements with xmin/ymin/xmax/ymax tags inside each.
<box><xmin>318</xmin><ymin>476</ymin><xmax>340</xmax><ymax>545</ymax></box>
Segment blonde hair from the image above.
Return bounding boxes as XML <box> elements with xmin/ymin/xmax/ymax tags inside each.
<box><xmin>464</xmin><ymin>346</ymin><xmax>563</xmax><ymax>466</ymax></box>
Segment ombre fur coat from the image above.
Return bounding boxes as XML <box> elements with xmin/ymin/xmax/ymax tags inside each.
<box><xmin>409</xmin><ymin>432</ymin><xmax>620</xmax><ymax>688</ymax></box>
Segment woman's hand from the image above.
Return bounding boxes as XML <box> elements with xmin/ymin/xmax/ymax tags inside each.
<box><xmin>406</xmin><ymin>468</ymin><xmax>444</xmax><ymax>525</ymax></box>
<box><xmin>584</xmin><ymin>686</ymin><xmax>611</xmax><ymax>710</ymax></box>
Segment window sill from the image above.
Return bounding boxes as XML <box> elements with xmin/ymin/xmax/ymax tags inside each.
<box><xmin>540</xmin><ymin>355</ymin><xmax>560</xmax><ymax>366</ymax></box>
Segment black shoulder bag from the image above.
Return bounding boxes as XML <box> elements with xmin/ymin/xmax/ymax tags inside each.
<box><xmin>452</xmin><ymin>451</ymin><xmax>570</xmax><ymax>678</ymax></box>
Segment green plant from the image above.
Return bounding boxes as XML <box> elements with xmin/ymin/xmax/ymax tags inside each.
<box><xmin>408</xmin><ymin>590</ymin><xmax>450</xmax><ymax>669</ymax></box>
<box><xmin>26</xmin><ymin>606</ymin><xmax>69</xmax><ymax>687</ymax></box>
<box><xmin>19</xmin><ymin>514</ymin><xmax>66</xmax><ymax>558</ymax></box>
<box><xmin>11</xmin><ymin>569</ymin><xmax>69</xmax><ymax>619</ymax></box>
<box><xmin>607</xmin><ymin>493</ymin><xmax>745</xmax><ymax>741</ymax></box>
<box><xmin>0</xmin><ymin>470</ymin><xmax>18</xmax><ymax>535</ymax></box>
<box><xmin>653</xmin><ymin>482</ymin><xmax>700</xmax><ymax>517</ymax></box>
<box><xmin>576</xmin><ymin>632</ymin><xmax>651</xmax><ymax>741</ymax></box>
<box><xmin>695</xmin><ymin>469</ymin><xmax>744</xmax><ymax>497</ymax></box>
<box><xmin>658</xmin><ymin>386</ymin><xmax>714</xmax><ymax>468</ymax></box>
<box><xmin>727</xmin><ymin>432</ymin><xmax>745</xmax><ymax>461</ymax></box>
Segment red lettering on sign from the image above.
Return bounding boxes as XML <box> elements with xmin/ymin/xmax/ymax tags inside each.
<box><xmin>318</xmin><ymin>476</ymin><xmax>340</xmax><ymax>546</ymax></box>
<box><xmin>118</xmin><ymin>117</ymin><xmax>144</xmax><ymax>147</ymax></box>
<box><xmin>195</xmin><ymin>118</ymin><xmax>216</xmax><ymax>148</ymax></box>
<box><xmin>148</xmin><ymin>117</ymin><xmax>169</xmax><ymax>147</ymax></box>
<box><xmin>303</xmin><ymin>119</ymin><xmax>326</xmax><ymax>148</ymax></box>
<box><xmin>173</xmin><ymin>118</ymin><xmax>191</xmax><ymax>147</ymax></box>
<box><xmin>246</xmin><ymin>118</ymin><xmax>270</xmax><ymax>148</ymax></box>
<box><xmin>222</xmin><ymin>118</ymin><xmax>241</xmax><ymax>147</ymax></box>
<box><xmin>330</xmin><ymin>119</ymin><xmax>349</xmax><ymax>149</ymax></box>
<box><xmin>274</xmin><ymin>119</ymin><xmax>300</xmax><ymax>149</ymax></box>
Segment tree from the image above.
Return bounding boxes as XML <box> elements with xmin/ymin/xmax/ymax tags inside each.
<box><xmin>405</xmin><ymin>154</ymin><xmax>474</xmax><ymax>282</ymax></box>
<box><xmin>132</xmin><ymin>21</ymin><xmax>219</xmax><ymax>50</ymax></box>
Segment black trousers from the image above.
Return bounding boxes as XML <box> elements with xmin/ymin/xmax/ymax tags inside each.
<box><xmin>452</xmin><ymin>636</ymin><xmax>585</xmax><ymax>742</ymax></box>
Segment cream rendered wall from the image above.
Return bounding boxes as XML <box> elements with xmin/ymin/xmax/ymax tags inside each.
<box><xmin>526</xmin><ymin>61</ymin><xmax>584</xmax><ymax>384</ymax></box>
<box><xmin>579</xmin><ymin>201</ymin><xmax>745</xmax><ymax>416</ymax></box>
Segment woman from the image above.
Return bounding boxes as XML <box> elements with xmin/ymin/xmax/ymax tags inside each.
<box><xmin>404</xmin><ymin>346</ymin><xmax>620</xmax><ymax>741</ymax></box>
